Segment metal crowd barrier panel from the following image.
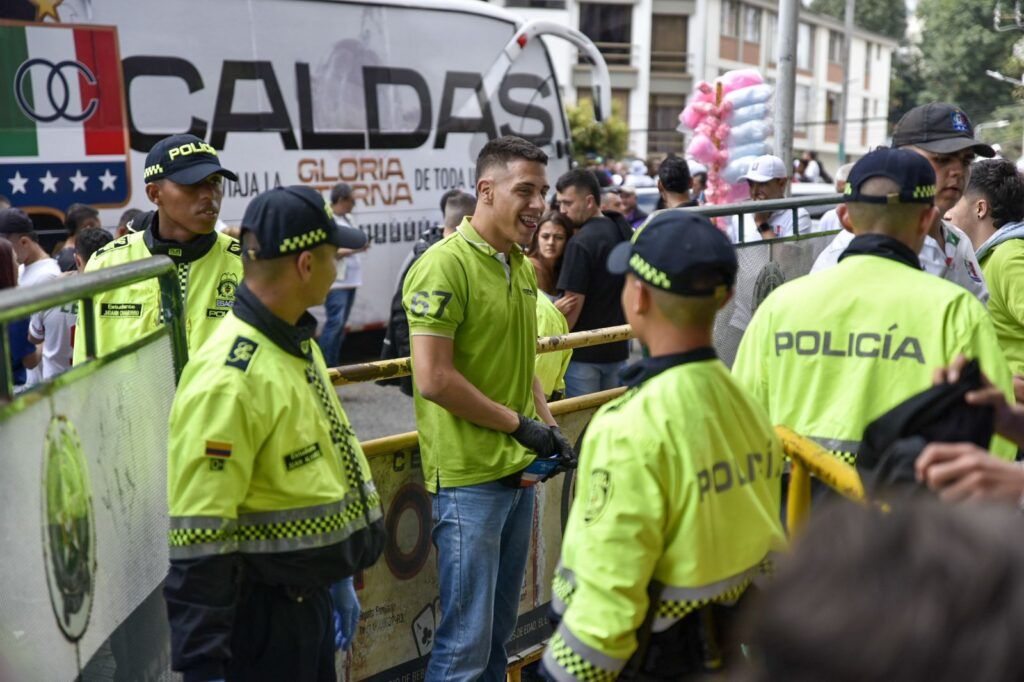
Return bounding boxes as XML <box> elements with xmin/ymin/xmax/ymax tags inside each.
<box><xmin>684</xmin><ymin>193</ymin><xmax>844</xmax><ymax>243</ymax></box>
<box><xmin>0</xmin><ymin>256</ymin><xmax>186</xmax><ymax>681</ymax></box>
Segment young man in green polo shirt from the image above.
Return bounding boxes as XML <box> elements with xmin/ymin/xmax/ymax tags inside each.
<box><xmin>946</xmin><ymin>159</ymin><xmax>1024</xmax><ymax>378</ymax></box>
<box><xmin>404</xmin><ymin>136</ymin><xmax>573</xmax><ymax>681</ymax></box>
<box><xmin>542</xmin><ymin>211</ymin><xmax>785</xmax><ymax>680</ymax></box>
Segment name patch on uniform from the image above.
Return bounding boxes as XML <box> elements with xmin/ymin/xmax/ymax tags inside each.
<box><xmin>283</xmin><ymin>443</ymin><xmax>323</xmax><ymax>471</ymax></box>
<box><xmin>100</xmin><ymin>302</ymin><xmax>143</xmax><ymax>318</ymax></box>
<box><xmin>206</xmin><ymin>308</ymin><xmax>228</xmax><ymax>318</ymax></box>
<box><xmin>225</xmin><ymin>336</ymin><xmax>258</xmax><ymax>371</ymax></box>
<box><xmin>205</xmin><ymin>440</ymin><xmax>232</xmax><ymax>458</ymax></box>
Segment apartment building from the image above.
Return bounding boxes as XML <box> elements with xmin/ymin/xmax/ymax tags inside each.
<box><xmin>491</xmin><ymin>0</ymin><xmax>897</xmax><ymax>169</ymax></box>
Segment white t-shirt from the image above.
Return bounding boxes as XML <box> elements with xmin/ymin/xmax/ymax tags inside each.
<box><xmin>729</xmin><ymin>208</ymin><xmax>813</xmax><ymax>243</ymax></box>
<box><xmin>816</xmin><ymin>208</ymin><xmax>842</xmax><ymax>234</ymax></box>
<box><xmin>918</xmin><ymin>220</ymin><xmax>988</xmax><ymax>304</ymax></box>
<box><xmin>809</xmin><ymin>221</ymin><xmax>989</xmax><ymax>304</ymax></box>
<box><xmin>332</xmin><ymin>214</ymin><xmax>363</xmax><ymax>290</ymax></box>
<box><xmin>29</xmin><ymin>296</ymin><xmax>75</xmax><ymax>380</ymax></box>
<box><xmin>811</xmin><ymin>228</ymin><xmax>854</xmax><ymax>273</ymax></box>
<box><xmin>18</xmin><ymin>258</ymin><xmax>61</xmax><ymax>385</ymax></box>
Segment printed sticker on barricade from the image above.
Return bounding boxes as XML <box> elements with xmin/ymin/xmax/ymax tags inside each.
<box><xmin>344</xmin><ymin>405</ymin><xmax>601</xmax><ymax>681</ymax></box>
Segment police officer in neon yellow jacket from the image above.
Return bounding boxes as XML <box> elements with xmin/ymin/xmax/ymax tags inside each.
<box><xmin>74</xmin><ymin>134</ymin><xmax>243</xmax><ymax>365</ymax></box>
<box><xmin>542</xmin><ymin>211</ymin><xmax>786</xmax><ymax>680</ymax></box>
<box><xmin>165</xmin><ymin>186</ymin><xmax>385</xmax><ymax>681</ymax></box>
<box><xmin>734</xmin><ymin>148</ymin><xmax>1016</xmax><ymax>464</ymax></box>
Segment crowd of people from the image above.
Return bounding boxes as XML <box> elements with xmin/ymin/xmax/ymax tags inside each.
<box><xmin>7</xmin><ymin>96</ymin><xmax>1024</xmax><ymax>682</ymax></box>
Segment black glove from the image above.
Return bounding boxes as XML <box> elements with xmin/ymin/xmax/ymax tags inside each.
<box><xmin>511</xmin><ymin>413</ymin><xmax>558</xmax><ymax>457</ymax></box>
<box><xmin>544</xmin><ymin>427</ymin><xmax>578</xmax><ymax>481</ymax></box>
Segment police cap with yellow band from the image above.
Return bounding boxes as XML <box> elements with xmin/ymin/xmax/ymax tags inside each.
<box><xmin>606</xmin><ymin>210</ymin><xmax>738</xmax><ymax>296</ymax></box>
<box><xmin>143</xmin><ymin>133</ymin><xmax>238</xmax><ymax>185</ymax></box>
<box><xmin>844</xmin><ymin>147</ymin><xmax>937</xmax><ymax>205</ymax></box>
<box><xmin>240</xmin><ymin>185</ymin><xmax>367</xmax><ymax>259</ymax></box>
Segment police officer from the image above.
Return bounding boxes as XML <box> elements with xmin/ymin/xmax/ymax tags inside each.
<box><xmin>164</xmin><ymin>186</ymin><xmax>386</xmax><ymax>681</ymax></box>
<box><xmin>74</xmin><ymin>134</ymin><xmax>243</xmax><ymax>364</ymax></box>
<box><xmin>733</xmin><ymin>148</ymin><xmax>1016</xmax><ymax>467</ymax></box>
<box><xmin>542</xmin><ymin>211</ymin><xmax>786</xmax><ymax>680</ymax></box>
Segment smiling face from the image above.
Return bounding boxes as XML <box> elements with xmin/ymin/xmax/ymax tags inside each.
<box><xmin>481</xmin><ymin>158</ymin><xmax>549</xmax><ymax>250</ymax></box>
<box><xmin>747</xmin><ymin>178</ymin><xmax>787</xmax><ymax>202</ymax></box>
<box><xmin>910</xmin><ymin>147</ymin><xmax>974</xmax><ymax>213</ymax></box>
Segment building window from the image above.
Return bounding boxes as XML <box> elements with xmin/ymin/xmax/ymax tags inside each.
<box><xmin>722</xmin><ymin>0</ymin><xmax>740</xmax><ymax>38</ymax></box>
<box><xmin>863</xmin><ymin>41</ymin><xmax>871</xmax><ymax>83</ymax></box>
<box><xmin>795</xmin><ymin>84</ymin><xmax>813</xmax><ymax>134</ymax></box>
<box><xmin>504</xmin><ymin>0</ymin><xmax>566</xmax><ymax>7</ymax></box>
<box><xmin>766</xmin><ymin>12</ymin><xmax>778</xmax><ymax>62</ymax></box>
<box><xmin>743</xmin><ymin>5</ymin><xmax>762</xmax><ymax>43</ymax></box>
<box><xmin>579</xmin><ymin>3</ymin><xmax>633</xmax><ymax>66</ymax></box>
<box><xmin>648</xmin><ymin>93</ymin><xmax>686</xmax><ymax>154</ymax></box>
<box><xmin>828</xmin><ymin>30</ymin><xmax>843</xmax><ymax>63</ymax></box>
<box><xmin>797</xmin><ymin>22</ymin><xmax>813</xmax><ymax>70</ymax></box>
<box><xmin>826</xmin><ymin>91</ymin><xmax>842</xmax><ymax>123</ymax></box>
<box><xmin>650</xmin><ymin>14</ymin><xmax>688</xmax><ymax>73</ymax></box>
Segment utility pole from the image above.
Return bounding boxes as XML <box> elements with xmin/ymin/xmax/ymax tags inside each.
<box><xmin>837</xmin><ymin>0</ymin><xmax>855</xmax><ymax>164</ymax></box>
<box><xmin>775</xmin><ymin>0</ymin><xmax>799</xmax><ymax>178</ymax></box>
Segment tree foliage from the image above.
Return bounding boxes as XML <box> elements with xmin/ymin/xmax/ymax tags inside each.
<box><xmin>567</xmin><ymin>99</ymin><xmax>629</xmax><ymax>165</ymax></box>
<box><xmin>889</xmin><ymin>47</ymin><xmax>927</xmax><ymax>124</ymax></box>
<box><xmin>915</xmin><ymin>0</ymin><xmax>1020</xmax><ymax>125</ymax></box>
<box><xmin>807</xmin><ymin>0</ymin><xmax>907</xmax><ymax>41</ymax></box>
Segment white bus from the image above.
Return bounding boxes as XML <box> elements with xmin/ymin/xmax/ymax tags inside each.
<box><xmin>1</xmin><ymin>0</ymin><xmax>610</xmax><ymax>333</ymax></box>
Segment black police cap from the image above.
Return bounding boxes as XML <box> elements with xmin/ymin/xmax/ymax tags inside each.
<box><xmin>143</xmin><ymin>134</ymin><xmax>238</xmax><ymax>185</ymax></box>
<box><xmin>892</xmin><ymin>103</ymin><xmax>996</xmax><ymax>158</ymax></box>
<box><xmin>240</xmin><ymin>186</ymin><xmax>367</xmax><ymax>259</ymax></box>
<box><xmin>607</xmin><ymin>210</ymin><xmax>737</xmax><ymax>296</ymax></box>
<box><xmin>845</xmin><ymin>148</ymin><xmax>937</xmax><ymax>205</ymax></box>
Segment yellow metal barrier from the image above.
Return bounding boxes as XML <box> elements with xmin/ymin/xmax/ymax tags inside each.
<box><xmin>776</xmin><ymin>425</ymin><xmax>866</xmax><ymax>533</ymax></box>
<box><xmin>329</xmin><ymin>324</ymin><xmax>633</xmax><ymax>385</ymax></box>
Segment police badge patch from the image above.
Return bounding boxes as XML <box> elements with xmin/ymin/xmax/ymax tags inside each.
<box><xmin>583</xmin><ymin>469</ymin><xmax>613</xmax><ymax>525</ymax></box>
<box><xmin>225</xmin><ymin>336</ymin><xmax>258</xmax><ymax>371</ymax></box>
<box><xmin>216</xmin><ymin>272</ymin><xmax>238</xmax><ymax>308</ymax></box>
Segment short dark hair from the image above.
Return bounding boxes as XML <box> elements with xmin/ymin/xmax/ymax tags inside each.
<box><xmin>65</xmin><ymin>203</ymin><xmax>99</xmax><ymax>235</ymax></box>
<box><xmin>443</xmin><ymin>191</ymin><xmax>477</xmax><ymax>229</ymax></box>
<box><xmin>555</xmin><ymin>168</ymin><xmax>601</xmax><ymax>203</ymax></box>
<box><xmin>743</xmin><ymin>500</ymin><xmax>1024</xmax><ymax>682</ymax></box>
<box><xmin>964</xmin><ymin>159</ymin><xmax>1024</xmax><ymax>229</ymax></box>
<box><xmin>75</xmin><ymin>227</ymin><xmax>114</xmax><ymax>266</ymax></box>
<box><xmin>330</xmin><ymin>183</ymin><xmax>353</xmax><ymax>205</ymax></box>
<box><xmin>658</xmin><ymin>156</ymin><xmax>692</xmax><ymax>194</ymax></box>
<box><xmin>439</xmin><ymin>187</ymin><xmax>466</xmax><ymax>215</ymax></box>
<box><xmin>475</xmin><ymin>135</ymin><xmax>548</xmax><ymax>180</ymax></box>
<box><xmin>118</xmin><ymin>208</ymin><xmax>144</xmax><ymax>230</ymax></box>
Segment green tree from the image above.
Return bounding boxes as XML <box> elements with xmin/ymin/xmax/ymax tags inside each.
<box><xmin>808</xmin><ymin>0</ymin><xmax>907</xmax><ymax>41</ymax></box>
<box><xmin>567</xmin><ymin>99</ymin><xmax>629</xmax><ymax>165</ymax></box>
<box><xmin>915</xmin><ymin>0</ymin><xmax>1020</xmax><ymax>124</ymax></box>
<box><xmin>889</xmin><ymin>47</ymin><xmax>926</xmax><ymax>124</ymax></box>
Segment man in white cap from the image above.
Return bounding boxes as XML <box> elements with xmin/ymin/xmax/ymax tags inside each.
<box><xmin>729</xmin><ymin>154</ymin><xmax>812</xmax><ymax>243</ymax></box>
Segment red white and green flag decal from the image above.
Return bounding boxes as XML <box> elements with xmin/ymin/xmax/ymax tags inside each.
<box><xmin>0</xmin><ymin>22</ymin><xmax>129</xmax><ymax>209</ymax></box>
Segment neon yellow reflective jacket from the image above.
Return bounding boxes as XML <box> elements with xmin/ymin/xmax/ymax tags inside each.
<box><xmin>979</xmin><ymin>238</ymin><xmax>1024</xmax><ymax>376</ymax></box>
<box><xmin>542</xmin><ymin>352</ymin><xmax>786</xmax><ymax>679</ymax></box>
<box><xmin>166</xmin><ymin>285</ymin><xmax>385</xmax><ymax>566</ymax></box>
<box><xmin>536</xmin><ymin>293</ymin><xmax>571</xmax><ymax>398</ymax></box>
<box><xmin>73</xmin><ymin>212</ymin><xmax>243</xmax><ymax>364</ymax></box>
<box><xmin>733</xmin><ymin>245</ymin><xmax>1016</xmax><ymax>463</ymax></box>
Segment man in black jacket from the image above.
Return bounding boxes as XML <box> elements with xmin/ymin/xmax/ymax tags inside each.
<box><xmin>555</xmin><ymin>169</ymin><xmax>632</xmax><ymax>397</ymax></box>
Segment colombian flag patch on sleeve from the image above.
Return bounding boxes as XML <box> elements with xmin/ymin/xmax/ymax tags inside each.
<box><xmin>205</xmin><ymin>440</ymin><xmax>233</xmax><ymax>458</ymax></box>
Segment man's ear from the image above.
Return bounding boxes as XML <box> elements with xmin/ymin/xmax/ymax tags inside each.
<box><xmin>837</xmin><ymin>204</ymin><xmax>854</xmax><ymax>233</ymax></box>
<box><xmin>976</xmin><ymin>198</ymin><xmax>991</xmax><ymax>221</ymax></box>
<box><xmin>145</xmin><ymin>182</ymin><xmax>161</xmax><ymax>207</ymax></box>
<box><xmin>476</xmin><ymin>176</ymin><xmax>494</xmax><ymax>205</ymax></box>
<box><xmin>296</xmin><ymin>250</ymin><xmax>314</xmax><ymax>282</ymax></box>
<box><xmin>634</xmin><ymin>278</ymin><xmax>652</xmax><ymax>315</ymax></box>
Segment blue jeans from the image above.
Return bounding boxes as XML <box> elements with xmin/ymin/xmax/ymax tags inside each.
<box><xmin>318</xmin><ymin>287</ymin><xmax>356</xmax><ymax>367</ymax></box>
<box><xmin>427</xmin><ymin>482</ymin><xmax>535</xmax><ymax>682</ymax></box>
<box><xmin>563</xmin><ymin>360</ymin><xmax>626</xmax><ymax>398</ymax></box>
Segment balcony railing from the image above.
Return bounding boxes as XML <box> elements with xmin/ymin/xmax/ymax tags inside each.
<box><xmin>649</xmin><ymin>50</ymin><xmax>688</xmax><ymax>73</ymax></box>
<box><xmin>580</xmin><ymin>41</ymin><xmax>632</xmax><ymax>67</ymax></box>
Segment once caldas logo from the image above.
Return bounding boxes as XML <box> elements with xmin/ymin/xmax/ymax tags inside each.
<box><xmin>41</xmin><ymin>415</ymin><xmax>96</xmax><ymax>642</ymax></box>
<box><xmin>0</xmin><ymin>21</ymin><xmax>130</xmax><ymax>211</ymax></box>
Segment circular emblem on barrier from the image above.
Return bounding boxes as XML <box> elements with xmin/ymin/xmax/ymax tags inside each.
<box><xmin>41</xmin><ymin>416</ymin><xmax>96</xmax><ymax>642</ymax></box>
<box><xmin>752</xmin><ymin>262</ymin><xmax>786</xmax><ymax>313</ymax></box>
<box><xmin>384</xmin><ymin>482</ymin><xmax>432</xmax><ymax>581</ymax></box>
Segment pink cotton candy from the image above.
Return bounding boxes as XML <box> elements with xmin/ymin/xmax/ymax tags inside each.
<box><xmin>716</xmin><ymin>68</ymin><xmax>764</xmax><ymax>93</ymax></box>
<box><xmin>686</xmin><ymin>134</ymin><xmax>718</xmax><ymax>164</ymax></box>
